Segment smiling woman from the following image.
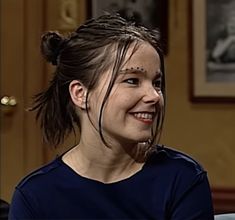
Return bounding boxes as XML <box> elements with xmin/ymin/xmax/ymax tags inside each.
<box><xmin>86</xmin><ymin>42</ymin><xmax>164</xmax><ymax>149</ymax></box>
<box><xmin>9</xmin><ymin>14</ymin><xmax>214</xmax><ymax>219</ymax></box>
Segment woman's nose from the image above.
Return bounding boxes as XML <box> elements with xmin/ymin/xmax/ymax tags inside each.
<box><xmin>142</xmin><ymin>86</ymin><xmax>162</xmax><ymax>104</ymax></box>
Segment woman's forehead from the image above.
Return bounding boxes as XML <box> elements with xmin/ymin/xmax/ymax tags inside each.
<box><xmin>122</xmin><ymin>42</ymin><xmax>160</xmax><ymax>69</ymax></box>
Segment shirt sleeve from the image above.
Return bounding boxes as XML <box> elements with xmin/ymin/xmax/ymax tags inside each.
<box><xmin>170</xmin><ymin>172</ymin><xmax>214</xmax><ymax>220</ymax></box>
<box><xmin>9</xmin><ymin>188</ymin><xmax>36</xmax><ymax>220</ymax></box>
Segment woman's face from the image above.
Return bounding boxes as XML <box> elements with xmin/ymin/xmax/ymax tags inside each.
<box><xmin>88</xmin><ymin>42</ymin><xmax>163</xmax><ymax>145</ymax></box>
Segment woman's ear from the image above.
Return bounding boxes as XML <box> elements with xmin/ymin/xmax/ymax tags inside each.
<box><xmin>69</xmin><ymin>80</ymin><xmax>88</xmax><ymax>110</ymax></box>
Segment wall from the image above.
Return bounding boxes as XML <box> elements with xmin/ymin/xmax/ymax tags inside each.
<box><xmin>0</xmin><ymin>0</ymin><xmax>44</xmax><ymax>202</ymax></box>
<box><xmin>161</xmin><ymin>0</ymin><xmax>235</xmax><ymax>188</ymax></box>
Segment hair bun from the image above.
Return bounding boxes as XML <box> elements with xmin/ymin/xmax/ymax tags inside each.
<box><xmin>41</xmin><ymin>31</ymin><xmax>65</xmax><ymax>65</ymax></box>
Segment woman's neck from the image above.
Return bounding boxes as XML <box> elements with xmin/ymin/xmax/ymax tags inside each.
<box><xmin>62</xmin><ymin>137</ymin><xmax>148</xmax><ymax>183</ymax></box>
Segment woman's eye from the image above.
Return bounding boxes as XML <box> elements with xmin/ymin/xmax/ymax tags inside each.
<box><xmin>153</xmin><ymin>80</ymin><xmax>161</xmax><ymax>89</ymax></box>
<box><xmin>124</xmin><ymin>78</ymin><xmax>140</xmax><ymax>85</ymax></box>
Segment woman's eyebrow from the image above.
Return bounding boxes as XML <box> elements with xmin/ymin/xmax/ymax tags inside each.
<box><xmin>119</xmin><ymin>67</ymin><xmax>162</xmax><ymax>78</ymax></box>
<box><xmin>119</xmin><ymin>67</ymin><xmax>147</xmax><ymax>74</ymax></box>
<box><xmin>155</xmin><ymin>71</ymin><xmax>162</xmax><ymax>78</ymax></box>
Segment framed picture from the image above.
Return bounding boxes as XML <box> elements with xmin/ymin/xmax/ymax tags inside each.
<box><xmin>190</xmin><ymin>0</ymin><xmax>235</xmax><ymax>102</ymax></box>
<box><xmin>87</xmin><ymin>0</ymin><xmax>168</xmax><ymax>54</ymax></box>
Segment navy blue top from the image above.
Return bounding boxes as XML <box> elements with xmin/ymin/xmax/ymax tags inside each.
<box><xmin>9</xmin><ymin>146</ymin><xmax>214</xmax><ymax>219</ymax></box>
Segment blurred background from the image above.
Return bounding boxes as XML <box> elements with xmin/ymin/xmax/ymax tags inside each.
<box><xmin>1</xmin><ymin>0</ymin><xmax>235</xmax><ymax>214</ymax></box>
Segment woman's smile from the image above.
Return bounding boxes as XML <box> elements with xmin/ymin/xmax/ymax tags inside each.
<box><xmin>131</xmin><ymin>112</ymin><xmax>155</xmax><ymax>125</ymax></box>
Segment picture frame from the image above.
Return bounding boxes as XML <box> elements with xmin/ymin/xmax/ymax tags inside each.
<box><xmin>87</xmin><ymin>0</ymin><xmax>168</xmax><ymax>54</ymax></box>
<box><xmin>190</xmin><ymin>0</ymin><xmax>235</xmax><ymax>102</ymax></box>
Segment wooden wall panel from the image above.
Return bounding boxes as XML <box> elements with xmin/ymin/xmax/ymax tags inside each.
<box><xmin>212</xmin><ymin>188</ymin><xmax>235</xmax><ymax>214</ymax></box>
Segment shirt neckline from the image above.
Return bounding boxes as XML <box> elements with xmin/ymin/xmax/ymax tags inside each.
<box><xmin>56</xmin><ymin>148</ymin><xmax>158</xmax><ymax>186</ymax></box>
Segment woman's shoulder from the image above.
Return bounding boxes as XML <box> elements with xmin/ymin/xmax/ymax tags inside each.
<box><xmin>149</xmin><ymin>145</ymin><xmax>206</xmax><ymax>175</ymax></box>
<box><xmin>16</xmin><ymin>156</ymin><xmax>64</xmax><ymax>190</ymax></box>
<box><xmin>145</xmin><ymin>145</ymin><xmax>209</xmax><ymax>198</ymax></box>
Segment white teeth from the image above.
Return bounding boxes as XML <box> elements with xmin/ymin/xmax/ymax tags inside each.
<box><xmin>134</xmin><ymin>113</ymin><xmax>153</xmax><ymax>119</ymax></box>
